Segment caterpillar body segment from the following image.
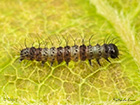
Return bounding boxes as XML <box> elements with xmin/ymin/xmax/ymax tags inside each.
<box><xmin>20</xmin><ymin>43</ymin><xmax>119</xmax><ymax>66</ymax></box>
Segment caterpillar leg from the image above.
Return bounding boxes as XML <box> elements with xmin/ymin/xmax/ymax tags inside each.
<box><xmin>105</xmin><ymin>58</ymin><xmax>111</xmax><ymax>63</ymax></box>
<box><xmin>41</xmin><ymin>61</ymin><xmax>45</xmax><ymax>66</ymax></box>
<box><xmin>50</xmin><ymin>62</ymin><xmax>54</xmax><ymax>66</ymax></box>
<box><xmin>66</xmin><ymin>61</ymin><xmax>69</xmax><ymax>66</ymax></box>
<box><xmin>88</xmin><ymin>59</ymin><xmax>92</xmax><ymax>66</ymax></box>
<box><xmin>58</xmin><ymin>60</ymin><xmax>63</xmax><ymax>65</ymax></box>
<box><xmin>19</xmin><ymin>59</ymin><xmax>23</xmax><ymax>62</ymax></box>
<box><xmin>96</xmin><ymin>58</ymin><xmax>101</xmax><ymax>66</ymax></box>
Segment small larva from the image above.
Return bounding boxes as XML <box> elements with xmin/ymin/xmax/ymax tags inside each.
<box><xmin>20</xmin><ymin>35</ymin><xmax>119</xmax><ymax>66</ymax></box>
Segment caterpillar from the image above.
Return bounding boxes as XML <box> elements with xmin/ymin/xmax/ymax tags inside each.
<box><xmin>19</xmin><ymin>36</ymin><xmax>119</xmax><ymax>66</ymax></box>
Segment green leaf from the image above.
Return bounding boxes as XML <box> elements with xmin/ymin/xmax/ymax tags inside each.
<box><xmin>0</xmin><ymin>0</ymin><xmax>140</xmax><ymax>104</ymax></box>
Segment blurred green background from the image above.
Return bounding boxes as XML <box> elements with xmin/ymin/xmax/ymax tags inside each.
<box><xmin>0</xmin><ymin>0</ymin><xmax>140</xmax><ymax>104</ymax></box>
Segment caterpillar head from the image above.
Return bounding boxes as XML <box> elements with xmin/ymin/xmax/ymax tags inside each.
<box><xmin>20</xmin><ymin>48</ymin><xmax>30</xmax><ymax>61</ymax></box>
<box><xmin>108</xmin><ymin>44</ymin><xmax>119</xmax><ymax>59</ymax></box>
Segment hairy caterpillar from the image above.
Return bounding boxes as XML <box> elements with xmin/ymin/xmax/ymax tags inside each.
<box><xmin>20</xmin><ymin>35</ymin><xmax>119</xmax><ymax>66</ymax></box>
